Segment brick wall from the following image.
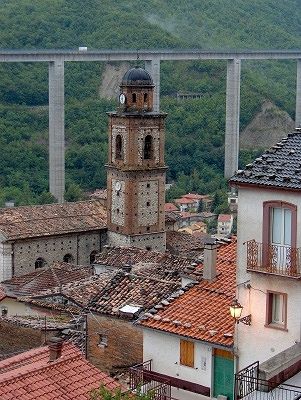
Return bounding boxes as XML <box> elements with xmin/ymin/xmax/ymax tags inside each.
<box><xmin>87</xmin><ymin>314</ymin><xmax>143</xmax><ymax>373</ymax></box>
<box><xmin>0</xmin><ymin>320</ymin><xmax>61</xmax><ymax>360</ymax></box>
<box><xmin>12</xmin><ymin>230</ymin><xmax>106</xmax><ymax>276</ymax></box>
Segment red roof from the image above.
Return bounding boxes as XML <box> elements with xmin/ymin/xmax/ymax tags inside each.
<box><xmin>174</xmin><ymin>198</ymin><xmax>195</xmax><ymax>205</ymax></box>
<box><xmin>164</xmin><ymin>203</ymin><xmax>178</xmax><ymax>212</ymax></box>
<box><xmin>182</xmin><ymin>193</ymin><xmax>208</xmax><ymax>200</ymax></box>
<box><xmin>140</xmin><ymin>239</ymin><xmax>237</xmax><ymax>348</ymax></box>
<box><xmin>0</xmin><ymin>341</ymin><xmax>120</xmax><ymax>399</ymax></box>
<box><xmin>218</xmin><ymin>214</ymin><xmax>233</xmax><ymax>223</ymax></box>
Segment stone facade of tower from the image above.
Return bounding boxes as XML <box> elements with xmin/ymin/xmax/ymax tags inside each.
<box><xmin>107</xmin><ymin>67</ymin><xmax>167</xmax><ymax>252</ymax></box>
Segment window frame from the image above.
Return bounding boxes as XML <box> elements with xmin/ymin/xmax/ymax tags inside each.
<box><xmin>265</xmin><ymin>290</ymin><xmax>288</xmax><ymax>331</ymax></box>
<box><xmin>180</xmin><ymin>339</ymin><xmax>195</xmax><ymax>368</ymax></box>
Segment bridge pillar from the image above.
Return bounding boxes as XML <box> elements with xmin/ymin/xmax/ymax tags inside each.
<box><xmin>224</xmin><ymin>58</ymin><xmax>241</xmax><ymax>179</ymax></box>
<box><xmin>49</xmin><ymin>60</ymin><xmax>65</xmax><ymax>203</ymax></box>
<box><xmin>145</xmin><ymin>57</ymin><xmax>160</xmax><ymax>112</ymax></box>
<box><xmin>296</xmin><ymin>60</ymin><xmax>301</xmax><ymax>128</ymax></box>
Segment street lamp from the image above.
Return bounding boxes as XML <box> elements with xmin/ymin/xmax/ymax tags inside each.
<box><xmin>230</xmin><ymin>299</ymin><xmax>251</xmax><ymax>325</ymax></box>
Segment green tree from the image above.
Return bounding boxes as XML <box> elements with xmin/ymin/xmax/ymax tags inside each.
<box><xmin>90</xmin><ymin>386</ymin><xmax>153</xmax><ymax>400</ymax></box>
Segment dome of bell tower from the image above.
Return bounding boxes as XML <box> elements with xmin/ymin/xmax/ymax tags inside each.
<box><xmin>121</xmin><ymin>67</ymin><xmax>153</xmax><ymax>86</ymax></box>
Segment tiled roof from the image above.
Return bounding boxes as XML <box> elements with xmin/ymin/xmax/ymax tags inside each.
<box><xmin>88</xmin><ymin>270</ymin><xmax>182</xmax><ymax>316</ymax></box>
<box><xmin>0</xmin><ymin>200</ymin><xmax>107</xmax><ymax>240</ymax></box>
<box><xmin>0</xmin><ymin>262</ymin><xmax>92</xmax><ymax>298</ymax></box>
<box><xmin>174</xmin><ymin>198</ymin><xmax>195</xmax><ymax>205</ymax></box>
<box><xmin>218</xmin><ymin>214</ymin><xmax>232</xmax><ymax>223</ymax></box>
<box><xmin>166</xmin><ymin>231</ymin><xmax>209</xmax><ymax>258</ymax></box>
<box><xmin>94</xmin><ymin>246</ymin><xmax>194</xmax><ymax>270</ymax></box>
<box><xmin>182</xmin><ymin>193</ymin><xmax>209</xmax><ymax>200</ymax></box>
<box><xmin>139</xmin><ymin>239</ymin><xmax>237</xmax><ymax>348</ymax></box>
<box><xmin>164</xmin><ymin>203</ymin><xmax>179</xmax><ymax>212</ymax></box>
<box><xmin>165</xmin><ymin>211</ymin><xmax>181</xmax><ymax>223</ymax></box>
<box><xmin>0</xmin><ymin>341</ymin><xmax>120</xmax><ymax>399</ymax></box>
<box><xmin>230</xmin><ymin>130</ymin><xmax>301</xmax><ymax>190</ymax></box>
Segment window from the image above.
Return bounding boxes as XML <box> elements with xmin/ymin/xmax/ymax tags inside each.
<box><xmin>180</xmin><ymin>339</ymin><xmax>194</xmax><ymax>367</ymax></box>
<box><xmin>144</xmin><ymin>93</ymin><xmax>148</xmax><ymax>102</ymax></box>
<box><xmin>143</xmin><ymin>135</ymin><xmax>153</xmax><ymax>160</ymax></box>
<box><xmin>266</xmin><ymin>291</ymin><xmax>287</xmax><ymax>329</ymax></box>
<box><xmin>1</xmin><ymin>306</ymin><xmax>8</xmax><ymax>317</ymax></box>
<box><xmin>115</xmin><ymin>135</ymin><xmax>123</xmax><ymax>160</ymax></box>
<box><xmin>98</xmin><ymin>334</ymin><xmax>108</xmax><ymax>348</ymax></box>
<box><xmin>132</xmin><ymin>93</ymin><xmax>137</xmax><ymax>103</ymax></box>
<box><xmin>262</xmin><ymin>201</ymin><xmax>297</xmax><ymax>272</ymax></box>
<box><xmin>90</xmin><ymin>250</ymin><xmax>97</xmax><ymax>264</ymax></box>
<box><xmin>35</xmin><ymin>257</ymin><xmax>46</xmax><ymax>269</ymax></box>
<box><xmin>63</xmin><ymin>253</ymin><xmax>74</xmax><ymax>263</ymax></box>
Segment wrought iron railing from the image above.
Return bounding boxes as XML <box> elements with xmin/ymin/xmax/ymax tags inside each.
<box><xmin>129</xmin><ymin>360</ymin><xmax>171</xmax><ymax>400</ymax></box>
<box><xmin>246</xmin><ymin>240</ymin><xmax>301</xmax><ymax>278</ymax></box>
<box><xmin>235</xmin><ymin>361</ymin><xmax>301</xmax><ymax>400</ymax></box>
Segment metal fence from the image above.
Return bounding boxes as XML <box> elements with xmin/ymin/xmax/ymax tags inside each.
<box><xmin>235</xmin><ymin>361</ymin><xmax>301</xmax><ymax>400</ymax></box>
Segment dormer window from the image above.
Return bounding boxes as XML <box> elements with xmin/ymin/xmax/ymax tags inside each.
<box><xmin>115</xmin><ymin>135</ymin><xmax>123</xmax><ymax>160</ymax></box>
<box><xmin>144</xmin><ymin>135</ymin><xmax>153</xmax><ymax>160</ymax></box>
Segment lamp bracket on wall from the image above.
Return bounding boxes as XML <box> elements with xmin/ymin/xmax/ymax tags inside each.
<box><xmin>237</xmin><ymin>314</ymin><xmax>251</xmax><ymax>325</ymax></box>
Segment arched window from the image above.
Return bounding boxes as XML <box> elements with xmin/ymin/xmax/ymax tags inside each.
<box><xmin>35</xmin><ymin>257</ymin><xmax>46</xmax><ymax>269</ymax></box>
<box><xmin>132</xmin><ymin>93</ymin><xmax>137</xmax><ymax>103</ymax></box>
<box><xmin>115</xmin><ymin>135</ymin><xmax>123</xmax><ymax>160</ymax></box>
<box><xmin>63</xmin><ymin>253</ymin><xmax>74</xmax><ymax>263</ymax></box>
<box><xmin>90</xmin><ymin>250</ymin><xmax>98</xmax><ymax>264</ymax></box>
<box><xmin>144</xmin><ymin>93</ymin><xmax>148</xmax><ymax>102</ymax></box>
<box><xmin>143</xmin><ymin>135</ymin><xmax>153</xmax><ymax>160</ymax></box>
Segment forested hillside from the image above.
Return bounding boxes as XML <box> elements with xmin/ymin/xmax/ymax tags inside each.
<box><xmin>0</xmin><ymin>0</ymin><xmax>300</xmax><ymax>206</ymax></box>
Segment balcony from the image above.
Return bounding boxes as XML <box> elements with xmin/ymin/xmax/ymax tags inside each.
<box><xmin>246</xmin><ymin>240</ymin><xmax>301</xmax><ymax>278</ymax></box>
<box><xmin>235</xmin><ymin>361</ymin><xmax>301</xmax><ymax>400</ymax></box>
<box><xmin>129</xmin><ymin>360</ymin><xmax>210</xmax><ymax>400</ymax></box>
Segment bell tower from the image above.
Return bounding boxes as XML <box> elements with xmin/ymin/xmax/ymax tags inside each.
<box><xmin>107</xmin><ymin>67</ymin><xmax>167</xmax><ymax>252</ymax></box>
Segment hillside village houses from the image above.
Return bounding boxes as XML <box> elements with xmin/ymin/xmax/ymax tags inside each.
<box><xmin>0</xmin><ymin>65</ymin><xmax>300</xmax><ymax>400</ymax></box>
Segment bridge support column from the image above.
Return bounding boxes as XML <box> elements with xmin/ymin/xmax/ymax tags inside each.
<box><xmin>49</xmin><ymin>59</ymin><xmax>65</xmax><ymax>203</ymax></box>
<box><xmin>225</xmin><ymin>59</ymin><xmax>241</xmax><ymax>179</ymax></box>
<box><xmin>145</xmin><ymin>58</ymin><xmax>160</xmax><ymax>112</ymax></box>
<box><xmin>296</xmin><ymin>60</ymin><xmax>301</xmax><ymax>128</ymax></box>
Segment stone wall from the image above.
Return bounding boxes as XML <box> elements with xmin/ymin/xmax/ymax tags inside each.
<box><xmin>108</xmin><ymin>231</ymin><xmax>166</xmax><ymax>252</ymax></box>
<box><xmin>87</xmin><ymin>314</ymin><xmax>143</xmax><ymax>373</ymax></box>
<box><xmin>12</xmin><ymin>229</ymin><xmax>107</xmax><ymax>276</ymax></box>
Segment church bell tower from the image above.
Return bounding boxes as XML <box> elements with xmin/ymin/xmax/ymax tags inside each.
<box><xmin>107</xmin><ymin>67</ymin><xmax>167</xmax><ymax>252</ymax></box>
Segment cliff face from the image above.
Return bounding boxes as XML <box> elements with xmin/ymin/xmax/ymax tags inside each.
<box><xmin>240</xmin><ymin>101</ymin><xmax>295</xmax><ymax>149</ymax></box>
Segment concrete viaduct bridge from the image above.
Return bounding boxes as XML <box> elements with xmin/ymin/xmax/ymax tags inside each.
<box><xmin>1</xmin><ymin>49</ymin><xmax>301</xmax><ymax>203</ymax></box>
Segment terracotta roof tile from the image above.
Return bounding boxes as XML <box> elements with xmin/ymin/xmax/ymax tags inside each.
<box><xmin>218</xmin><ymin>214</ymin><xmax>232</xmax><ymax>223</ymax></box>
<box><xmin>0</xmin><ymin>341</ymin><xmax>120</xmax><ymax>399</ymax></box>
<box><xmin>164</xmin><ymin>203</ymin><xmax>179</xmax><ymax>212</ymax></box>
<box><xmin>139</xmin><ymin>239</ymin><xmax>237</xmax><ymax>348</ymax></box>
<box><xmin>166</xmin><ymin>231</ymin><xmax>209</xmax><ymax>258</ymax></box>
<box><xmin>0</xmin><ymin>262</ymin><xmax>92</xmax><ymax>298</ymax></box>
<box><xmin>0</xmin><ymin>200</ymin><xmax>107</xmax><ymax>240</ymax></box>
<box><xmin>182</xmin><ymin>193</ymin><xmax>209</xmax><ymax>200</ymax></box>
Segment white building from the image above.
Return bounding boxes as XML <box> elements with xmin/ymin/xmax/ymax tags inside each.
<box><xmin>217</xmin><ymin>214</ymin><xmax>233</xmax><ymax>236</ymax></box>
<box><xmin>137</xmin><ymin>240</ymin><xmax>237</xmax><ymax>400</ymax></box>
<box><xmin>230</xmin><ymin>129</ymin><xmax>301</xmax><ymax>381</ymax></box>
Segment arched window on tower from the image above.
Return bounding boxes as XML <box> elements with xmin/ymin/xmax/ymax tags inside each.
<box><xmin>144</xmin><ymin>135</ymin><xmax>153</xmax><ymax>160</ymax></box>
<box><xmin>115</xmin><ymin>135</ymin><xmax>123</xmax><ymax>160</ymax></box>
<box><xmin>35</xmin><ymin>257</ymin><xmax>47</xmax><ymax>269</ymax></box>
<box><xmin>132</xmin><ymin>93</ymin><xmax>137</xmax><ymax>103</ymax></box>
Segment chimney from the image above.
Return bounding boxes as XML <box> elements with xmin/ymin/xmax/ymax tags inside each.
<box><xmin>203</xmin><ymin>241</ymin><xmax>217</xmax><ymax>281</ymax></box>
<box><xmin>48</xmin><ymin>337</ymin><xmax>63</xmax><ymax>362</ymax></box>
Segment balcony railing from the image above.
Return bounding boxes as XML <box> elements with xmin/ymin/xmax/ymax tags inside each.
<box><xmin>246</xmin><ymin>240</ymin><xmax>301</xmax><ymax>278</ymax></box>
<box><xmin>129</xmin><ymin>360</ymin><xmax>171</xmax><ymax>400</ymax></box>
<box><xmin>235</xmin><ymin>361</ymin><xmax>301</xmax><ymax>400</ymax></box>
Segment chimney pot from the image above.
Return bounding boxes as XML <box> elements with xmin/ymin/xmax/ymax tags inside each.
<box><xmin>48</xmin><ymin>337</ymin><xmax>63</xmax><ymax>362</ymax></box>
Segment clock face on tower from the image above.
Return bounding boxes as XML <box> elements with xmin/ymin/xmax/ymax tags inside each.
<box><xmin>115</xmin><ymin>181</ymin><xmax>121</xmax><ymax>191</ymax></box>
<box><xmin>119</xmin><ymin>93</ymin><xmax>126</xmax><ymax>104</ymax></box>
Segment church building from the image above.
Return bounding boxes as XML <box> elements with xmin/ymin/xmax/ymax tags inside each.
<box><xmin>0</xmin><ymin>66</ymin><xmax>168</xmax><ymax>281</ymax></box>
